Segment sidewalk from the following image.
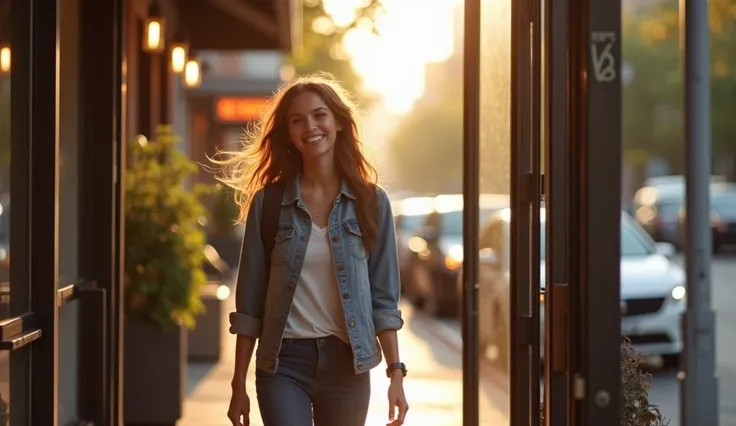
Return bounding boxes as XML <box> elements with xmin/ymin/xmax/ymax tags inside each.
<box><xmin>180</xmin><ymin>297</ymin><xmax>509</xmax><ymax>426</ymax></box>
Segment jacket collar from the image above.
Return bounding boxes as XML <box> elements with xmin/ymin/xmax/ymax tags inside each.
<box><xmin>281</xmin><ymin>172</ymin><xmax>356</xmax><ymax>205</ymax></box>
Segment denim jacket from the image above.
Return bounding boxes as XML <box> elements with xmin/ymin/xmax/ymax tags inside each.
<box><xmin>228</xmin><ymin>177</ymin><xmax>404</xmax><ymax>375</ymax></box>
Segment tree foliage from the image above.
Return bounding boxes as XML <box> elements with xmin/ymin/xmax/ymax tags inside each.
<box><xmin>623</xmin><ymin>0</ymin><xmax>736</xmax><ymax>173</ymax></box>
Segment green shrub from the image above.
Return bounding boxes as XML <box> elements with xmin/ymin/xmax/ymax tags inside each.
<box><xmin>124</xmin><ymin>125</ymin><xmax>212</xmax><ymax>331</ymax></box>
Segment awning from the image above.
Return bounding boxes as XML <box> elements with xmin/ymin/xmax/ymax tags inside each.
<box><xmin>175</xmin><ymin>0</ymin><xmax>301</xmax><ymax>52</ymax></box>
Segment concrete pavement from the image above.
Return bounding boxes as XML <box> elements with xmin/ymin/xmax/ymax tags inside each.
<box><xmin>180</xmin><ymin>298</ymin><xmax>509</xmax><ymax>426</ymax></box>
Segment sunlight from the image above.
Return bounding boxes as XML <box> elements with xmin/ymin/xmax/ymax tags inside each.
<box><xmin>323</xmin><ymin>0</ymin><xmax>461</xmax><ymax>115</ymax></box>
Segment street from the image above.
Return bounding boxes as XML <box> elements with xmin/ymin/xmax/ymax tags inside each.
<box><xmin>181</xmin><ymin>255</ymin><xmax>736</xmax><ymax>425</ymax></box>
<box><xmin>647</xmin><ymin>254</ymin><xmax>736</xmax><ymax>426</ymax></box>
<box><xmin>432</xmin><ymin>254</ymin><xmax>736</xmax><ymax>426</ymax></box>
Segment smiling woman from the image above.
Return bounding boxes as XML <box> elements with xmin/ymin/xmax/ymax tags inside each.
<box><xmin>212</xmin><ymin>73</ymin><xmax>410</xmax><ymax>426</ymax></box>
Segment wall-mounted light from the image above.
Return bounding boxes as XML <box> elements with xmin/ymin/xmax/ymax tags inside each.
<box><xmin>0</xmin><ymin>45</ymin><xmax>10</xmax><ymax>75</ymax></box>
<box><xmin>142</xmin><ymin>17</ymin><xmax>166</xmax><ymax>53</ymax></box>
<box><xmin>184</xmin><ymin>59</ymin><xmax>201</xmax><ymax>88</ymax></box>
<box><xmin>170</xmin><ymin>43</ymin><xmax>188</xmax><ymax>74</ymax></box>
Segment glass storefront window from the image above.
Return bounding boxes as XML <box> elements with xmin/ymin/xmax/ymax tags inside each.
<box><xmin>477</xmin><ymin>0</ymin><xmax>512</xmax><ymax>423</ymax></box>
<box><xmin>0</xmin><ymin>0</ymin><xmax>14</xmax><ymax>422</ymax></box>
<box><xmin>58</xmin><ymin>0</ymin><xmax>81</xmax><ymax>422</ymax></box>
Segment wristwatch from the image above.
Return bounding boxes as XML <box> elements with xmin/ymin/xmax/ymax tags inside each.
<box><xmin>386</xmin><ymin>362</ymin><xmax>407</xmax><ymax>378</ymax></box>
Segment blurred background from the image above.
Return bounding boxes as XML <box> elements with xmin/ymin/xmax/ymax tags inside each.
<box><xmin>182</xmin><ymin>1</ymin><xmax>736</xmax><ymax>425</ymax></box>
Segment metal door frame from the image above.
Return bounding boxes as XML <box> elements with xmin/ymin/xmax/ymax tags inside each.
<box><xmin>5</xmin><ymin>0</ymin><xmax>125</xmax><ymax>424</ymax></box>
<box><xmin>462</xmin><ymin>0</ymin><xmax>543</xmax><ymax>424</ymax></box>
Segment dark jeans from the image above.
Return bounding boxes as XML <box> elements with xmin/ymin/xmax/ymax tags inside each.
<box><xmin>255</xmin><ymin>335</ymin><xmax>371</xmax><ymax>426</ymax></box>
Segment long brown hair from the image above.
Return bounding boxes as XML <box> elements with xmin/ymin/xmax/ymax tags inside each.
<box><xmin>212</xmin><ymin>73</ymin><xmax>380</xmax><ymax>251</ymax></box>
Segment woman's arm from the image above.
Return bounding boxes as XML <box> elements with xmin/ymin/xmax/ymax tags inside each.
<box><xmin>367</xmin><ymin>187</ymin><xmax>404</xmax><ymax>355</ymax></box>
<box><xmin>229</xmin><ymin>190</ymin><xmax>268</xmax><ymax>389</ymax></box>
<box><xmin>377</xmin><ymin>330</ymin><xmax>403</xmax><ymax>379</ymax></box>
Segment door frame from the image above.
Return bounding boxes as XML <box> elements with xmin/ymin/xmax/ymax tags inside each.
<box><xmin>5</xmin><ymin>0</ymin><xmax>125</xmax><ymax>424</ymax></box>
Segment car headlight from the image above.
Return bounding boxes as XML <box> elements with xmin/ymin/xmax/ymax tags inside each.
<box><xmin>670</xmin><ymin>285</ymin><xmax>686</xmax><ymax>301</ymax></box>
<box><xmin>444</xmin><ymin>245</ymin><xmax>463</xmax><ymax>271</ymax></box>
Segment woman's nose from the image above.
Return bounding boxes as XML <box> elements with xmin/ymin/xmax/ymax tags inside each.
<box><xmin>306</xmin><ymin>116</ymin><xmax>318</xmax><ymax>129</ymax></box>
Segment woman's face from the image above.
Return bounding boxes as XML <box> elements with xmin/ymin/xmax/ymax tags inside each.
<box><xmin>286</xmin><ymin>91</ymin><xmax>342</xmax><ymax>159</ymax></box>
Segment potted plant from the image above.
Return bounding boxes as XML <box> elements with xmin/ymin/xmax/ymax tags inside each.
<box><xmin>123</xmin><ymin>125</ymin><xmax>210</xmax><ymax>425</ymax></box>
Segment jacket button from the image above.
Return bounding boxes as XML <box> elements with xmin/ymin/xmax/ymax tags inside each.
<box><xmin>349</xmin><ymin>319</ymin><xmax>356</xmax><ymax>328</ymax></box>
<box><xmin>301</xmin><ymin>235</ymin><xmax>309</xmax><ymax>242</ymax></box>
<box><xmin>337</xmin><ymin>265</ymin><xmax>345</xmax><ymax>272</ymax></box>
<box><xmin>342</xmin><ymin>293</ymin><xmax>350</xmax><ymax>300</ymax></box>
<box><xmin>332</xmin><ymin>235</ymin><xmax>339</xmax><ymax>243</ymax></box>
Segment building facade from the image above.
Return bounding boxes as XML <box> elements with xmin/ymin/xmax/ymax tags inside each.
<box><xmin>0</xmin><ymin>0</ymin><xmax>297</xmax><ymax>424</ymax></box>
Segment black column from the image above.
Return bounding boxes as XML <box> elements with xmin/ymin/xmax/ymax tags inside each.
<box><xmin>567</xmin><ymin>0</ymin><xmax>622</xmax><ymax>424</ymax></box>
<box><xmin>79</xmin><ymin>0</ymin><xmax>124</xmax><ymax>424</ymax></box>
<box><xmin>28</xmin><ymin>0</ymin><xmax>60</xmax><ymax>424</ymax></box>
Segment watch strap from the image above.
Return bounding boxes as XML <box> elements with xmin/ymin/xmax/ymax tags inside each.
<box><xmin>386</xmin><ymin>362</ymin><xmax>407</xmax><ymax>378</ymax></box>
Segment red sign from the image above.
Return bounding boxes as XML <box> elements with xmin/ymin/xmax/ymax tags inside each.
<box><xmin>215</xmin><ymin>97</ymin><xmax>268</xmax><ymax>122</ymax></box>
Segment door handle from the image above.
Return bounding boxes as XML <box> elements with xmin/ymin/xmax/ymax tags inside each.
<box><xmin>0</xmin><ymin>328</ymin><xmax>42</xmax><ymax>350</ymax></box>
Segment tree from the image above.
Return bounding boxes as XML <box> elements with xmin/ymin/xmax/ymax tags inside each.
<box><xmin>622</xmin><ymin>1</ymin><xmax>736</xmax><ymax>175</ymax></box>
<box><xmin>287</xmin><ymin>0</ymin><xmax>383</xmax><ymax>103</ymax></box>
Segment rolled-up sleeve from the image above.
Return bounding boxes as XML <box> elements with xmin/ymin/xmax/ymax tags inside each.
<box><xmin>228</xmin><ymin>189</ymin><xmax>268</xmax><ymax>338</ymax></box>
<box><xmin>368</xmin><ymin>187</ymin><xmax>404</xmax><ymax>333</ymax></box>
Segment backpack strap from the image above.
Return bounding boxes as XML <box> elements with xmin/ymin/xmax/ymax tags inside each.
<box><xmin>261</xmin><ymin>181</ymin><xmax>285</xmax><ymax>275</ymax></box>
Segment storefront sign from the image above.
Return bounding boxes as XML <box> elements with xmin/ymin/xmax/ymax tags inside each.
<box><xmin>215</xmin><ymin>97</ymin><xmax>268</xmax><ymax>123</ymax></box>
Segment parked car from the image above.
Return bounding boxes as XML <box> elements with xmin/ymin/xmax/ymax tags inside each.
<box><xmin>392</xmin><ymin>196</ymin><xmax>435</xmax><ymax>294</ymax></box>
<box><xmin>632</xmin><ymin>180</ymin><xmax>736</xmax><ymax>245</ymax></box>
<box><xmin>406</xmin><ymin>193</ymin><xmax>509</xmax><ymax>317</ymax></box>
<box><xmin>459</xmin><ymin>208</ymin><xmax>685</xmax><ymax>372</ymax></box>
<box><xmin>676</xmin><ymin>191</ymin><xmax>736</xmax><ymax>253</ymax></box>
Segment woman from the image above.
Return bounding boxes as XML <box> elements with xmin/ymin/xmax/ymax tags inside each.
<box><xmin>216</xmin><ymin>74</ymin><xmax>409</xmax><ymax>426</ymax></box>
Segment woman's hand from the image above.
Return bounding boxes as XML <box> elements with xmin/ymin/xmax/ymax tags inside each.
<box><xmin>227</xmin><ymin>386</ymin><xmax>251</xmax><ymax>426</ymax></box>
<box><xmin>387</xmin><ymin>375</ymin><xmax>409</xmax><ymax>425</ymax></box>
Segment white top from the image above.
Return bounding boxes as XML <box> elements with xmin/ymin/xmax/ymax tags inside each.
<box><xmin>283</xmin><ymin>223</ymin><xmax>349</xmax><ymax>342</ymax></box>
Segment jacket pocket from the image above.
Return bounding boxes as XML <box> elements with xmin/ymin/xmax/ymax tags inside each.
<box><xmin>271</xmin><ymin>225</ymin><xmax>295</xmax><ymax>266</ymax></box>
<box><xmin>343</xmin><ymin>218</ymin><xmax>368</xmax><ymax>260</ymax></box>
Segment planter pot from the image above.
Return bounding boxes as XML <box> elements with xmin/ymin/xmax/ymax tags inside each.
<box><xmin>187</xmin><ymin>281</ymin><xmax>227</xmax><ymax>361</ymax></box>
<box><xmin>124</xmin><ymin>319</ymin><xmax>187</xmax><ymax>426</ymax></box>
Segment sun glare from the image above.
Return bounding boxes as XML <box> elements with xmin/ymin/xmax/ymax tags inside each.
<box><xmin>322</xmin><ymin>0</ymin><xmax>461</xmax><ymax>115</ymax></box>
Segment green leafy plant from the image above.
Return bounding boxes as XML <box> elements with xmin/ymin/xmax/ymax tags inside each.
<box><xmin>124</xmin><ymin>125</ymin><xmax>211</xmax><ymax>331</ymax></box>
<box><xmin>208</xmin><ymin>183</ymin><xmax>240</xmax><ymax>237</ymax></box>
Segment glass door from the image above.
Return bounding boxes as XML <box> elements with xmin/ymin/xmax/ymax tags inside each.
<box><xmin>1</xmin><ymin>0</ymin><xmax>124</xmax><ymax>424</ymax></box>
<box><xmin>462</xmin><ymin>0</ymin><xmax>543</xmax><ymax>424</ymax></box>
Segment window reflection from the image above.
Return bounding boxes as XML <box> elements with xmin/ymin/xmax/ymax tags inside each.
<box><xmin>0</xmin><ymin>1</ymin><xmax>12</xmax><ymax>423</ymax></box>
